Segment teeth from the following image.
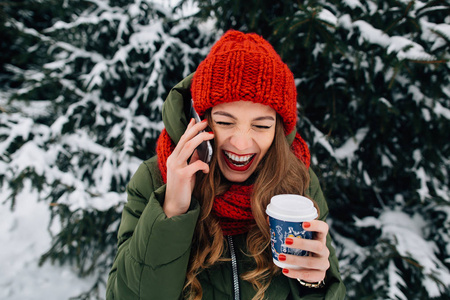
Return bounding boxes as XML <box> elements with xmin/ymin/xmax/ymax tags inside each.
<box><xmin>224</xmin><ymin>151</ymin><xmax>254</xmax><ymax>165</ymax></box>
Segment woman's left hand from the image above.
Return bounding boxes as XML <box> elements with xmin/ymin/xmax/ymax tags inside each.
<box><xmin>280</xmin><ymin>220</ymin><xmax>330</xmax><ymax>283</ymax></box>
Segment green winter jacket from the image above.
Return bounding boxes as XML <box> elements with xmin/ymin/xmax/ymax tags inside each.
<box><xmin>106</xmin><ymin>74</ymin><xmax>346</xmax><ymax>300</ymax></box>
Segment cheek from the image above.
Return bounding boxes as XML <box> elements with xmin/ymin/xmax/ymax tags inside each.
<box><xmin>259</xmin><ymin>143</ymin><xmax>271</xmax><ymax>157</ymax></box>
<box><xmin>212</xmin><ymin>131</ymin><xmax>226</xmax><ymax>150</ymax></box>
<box><xmin>259</xmin><ymin>132</ymin><xmax>275</xmax><ymax>154</ymax></box>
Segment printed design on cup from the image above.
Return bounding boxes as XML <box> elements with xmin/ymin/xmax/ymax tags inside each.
<box><xmin>269</xmin><ymin>218</ymin><xmax>312</xmax><ymax>260</ymax></box>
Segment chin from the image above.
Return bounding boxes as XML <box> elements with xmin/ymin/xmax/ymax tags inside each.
<box><xmin>222</xmin><ymin>172</ymin><xmax>252</xmax><ymax>183</ymax></box>
<box><xmin>218</xmin><ymin>160</ymin><xmax>256</xmax><ymax>183</ymax></box>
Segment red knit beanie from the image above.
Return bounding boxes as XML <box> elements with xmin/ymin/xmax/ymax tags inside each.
<box><xmin>191</xmin><ymin>30</ymin><xmax>298</xmax><ymax>135</ymax></box>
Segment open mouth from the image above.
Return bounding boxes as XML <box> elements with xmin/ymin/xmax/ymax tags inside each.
<box><xmin>222</xmin><ymin>150</ymin><xmax>256</xmax><ymax>171</ymax></box>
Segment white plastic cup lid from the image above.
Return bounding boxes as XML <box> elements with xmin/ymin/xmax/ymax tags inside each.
<box><xmin>266</xmin><ymin>194</ymin><xmax>318</xmax><ymax>222</ymax></box>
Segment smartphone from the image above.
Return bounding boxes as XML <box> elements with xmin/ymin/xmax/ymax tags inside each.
<box><xmin>189</xmin><ymin>99</ymin><xmax>213</xmax><ymax>164</ymax></box>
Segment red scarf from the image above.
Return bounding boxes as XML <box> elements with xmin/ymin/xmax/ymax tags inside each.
<box><xmin>156</xmin><ymin>129</ymin><xmax>310</xmax><ymax>235</ymax></box>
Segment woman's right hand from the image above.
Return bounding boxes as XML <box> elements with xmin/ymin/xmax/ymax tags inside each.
<box><xmin>164</xmin><ymin>118</ymin><xmax>214</xmax><ymax>218</ymax></box>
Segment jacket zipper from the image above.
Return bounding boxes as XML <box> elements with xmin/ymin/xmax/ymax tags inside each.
<box><xmin>227</xmin><ymin>235</ymin><xmax>240</xmax><ymax>300</ymax></box>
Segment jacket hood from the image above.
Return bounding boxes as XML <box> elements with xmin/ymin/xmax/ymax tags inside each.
<box><xmin>161</xmin><ymin>74</ymin><xmax>297</xmax><ymax>145</ymax></box>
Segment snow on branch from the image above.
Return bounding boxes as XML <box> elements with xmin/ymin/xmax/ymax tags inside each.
<box><xmin>356</xmin><ymin>208</ymin><xmax>450</xmax><ymax>297</ymax></box>
<box><xmin>339</xmin><ymin>17</ymin><xmax>437</xmax><ymax>62</ymax></box>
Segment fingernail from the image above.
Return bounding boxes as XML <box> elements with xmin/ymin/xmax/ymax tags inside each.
<box><xmin>282</xmin><ymin>268</ymin><xmax>289</xmax><ymax>274</ymax></box>
<box><xmin>208</xmin><ymin>131</ymin><xmax>214</xmax><ymax>134</ymax></box>
<box><xmin>285</xmin><ymin>238</ymin><xmax>294</xmax><ymax>245</ymax></box>
<box><xmin>303</xmin><ymin>222</ymin><xmax>311</xmax><ymax>229</ymax></box>
<box><xmin>278</xmin><ymin>254</ymin><xmax>286</xmax><ymax>261</ymax></box>
<box><xmin>201</xmin><ymin>119</ymin><xmax>207</xmax><ymax>123</ymax></box>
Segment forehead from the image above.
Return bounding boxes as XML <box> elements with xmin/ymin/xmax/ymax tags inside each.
<box><xmin>211</xmin><ymin>101</ymin><xmax>276</xmax><ymax>117</ymax></box>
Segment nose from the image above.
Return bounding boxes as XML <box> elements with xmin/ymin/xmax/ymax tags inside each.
<box><xmin>229</xmin><ymin>130</ymin><xmax>253</xmax><ymax>150</ymax></box>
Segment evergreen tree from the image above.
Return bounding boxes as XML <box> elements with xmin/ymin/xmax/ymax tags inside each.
<box><xmin>0</xmin><ymin>0</ymin><xmax>88</xmax><ymax>84</ymax></box>
<box><xmin>1</xmin><ymin>0</ymin><xmax>214</xmax><ymax>298</ymax></box>
<box><xmin>192</xmin><ymin>0</ymin><xmax>450</xmax><ymax>299</ymax></box>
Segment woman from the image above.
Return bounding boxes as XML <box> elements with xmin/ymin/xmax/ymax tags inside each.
<box><xmin>107</xmin><ymin>30</ymin><xmax>346</xmax><ymax>300</ymax></box>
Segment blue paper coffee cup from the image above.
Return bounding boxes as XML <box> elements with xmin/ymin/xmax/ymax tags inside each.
<box><xmin>266</xmin><ymin>194</ymin><xmax>318</xmax><ymax>269</ymax></box>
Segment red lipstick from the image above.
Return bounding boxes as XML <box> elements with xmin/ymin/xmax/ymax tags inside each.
<box><xmin>222</xmin><ymin>151</ymin><xmax>256</xmax><ymax>172</ymax></box>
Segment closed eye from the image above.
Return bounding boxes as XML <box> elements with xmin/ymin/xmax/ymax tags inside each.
<box><xmin>254</xmin><ymin>125</ymin><xmax>272</xmax><ymax>129</ymax></box>
<box><xmin>214</xmin><ymin>121</ymin><xmax>233</xmax><ymax>126</ymax></box>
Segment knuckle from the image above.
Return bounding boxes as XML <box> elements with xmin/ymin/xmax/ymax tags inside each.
<box><xmin>177</xmin><ymin>170</ymin><xmax>188</xmax><ymax>179</ymax></box>
<box><xmin>300</xmin><ymin>270</ymin><xmax>314</xmax><ymax>281</ymax></box>
<box><xmin>303</xmin><ymin>257</ymin><xmax>315</xmax><ymax>269</ymax></box>
<box><xmin>178</xmin><ymin>167</ymin><xmax>190</xmax><ymax>177</ymax></box>
<box><xmin>184</xmin><ymin>139</ymin><xmax>194</xmax><ymax>150</ymax></box>
<box><xmin>296</xmin><ymin>237</ymin><xmax>306</xmax><ymax>247</ymax></box>
<box><xmin>316</xmin><ymin>242</ymin><xmax>325</xmax><ymax>253</ymax></box>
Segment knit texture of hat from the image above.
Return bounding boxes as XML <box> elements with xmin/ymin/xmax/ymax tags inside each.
<box><xmin>191</xmin><ymin>30</ymin><xmax>298</xmax><ymax>135</ymax></box>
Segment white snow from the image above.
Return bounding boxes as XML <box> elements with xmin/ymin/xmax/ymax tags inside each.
<box><xmin>387</xmin><ymin>36</ymin><xmax>435</xmax><ymax>61</ymax></box>
<box><xmin>379</xmin><ymin>97</ymin><xmax>393</xmax><ymax>108</ymax></box>
<box><xmin>355</xmin><ymin>209</ymin><xmax>450</xmax><ymax>297</ymax></box>
<box><xmin>351</xmin><ymin>20</ymin><xmax>391</xmax><ymax>47</ymax></box>
<box><xmin>388</xmin><ymin>260</ymin><xmax>407</xmax><ymax>300</ymax></box>
<box><xmin>0</xmin><ymin>181</ymin><xmax>102</xmax><ymax>300</ymax></box>
<box><xmin>307</xmin><ymin>119</ymin><xmax>335</xmax><ymax>157</ymax></box>
<box><xmin>318</xmin><ymin>9</ymin><xmax>338</xmax><ymax>27</ymax></box>
<box><xmin>342</xmin><ymin>0</ymin><xmax>364</xmax><ymax>10</ymax></box>
<box><xmin>340</xmin><ymin>17</ymin><xmax>437</xmax><ymax>62</ymax></box>
<box><xmin>307</xmin><ymin>119</ymin><xmax>370</xmax><ymax>164</ymax></box>
<box><xmin>334</xmin><ymin>127</ymin><xmax>369</xmax><ymax>161</ymax></box>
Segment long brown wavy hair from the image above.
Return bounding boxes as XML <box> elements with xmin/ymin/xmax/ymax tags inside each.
<box><xmin>184</xmin><ymin>111</ymin><xmax>310</xmax><ymax>300</ymax></box>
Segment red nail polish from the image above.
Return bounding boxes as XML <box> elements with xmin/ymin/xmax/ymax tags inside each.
<box><xmin>278</xmin><ymin>254</ymin><xmax>286</xmax><ymax>261</ymax></box>
<box><xmin>201</xmin><ymin>119</ymin><xmax>207</xmax><ymax>123</ymax></box>
<box><xmin>208</xmin><ymin>131</ymin><xmax>214</xmax><ymax>134</ymax></box>
<box><xmin>282</xmin><ymin>268</ymin><xmax>289</xmax><ymax>274</ymax></box>
<box><xmin>303</xmin><ymin>222</ymin><xmax>311</xmax><ymax>229</ymax></box>
<box><xmin>285</xmin><ymin>238</ymin><xmax>294</xmax><ymax>245</ymax></box>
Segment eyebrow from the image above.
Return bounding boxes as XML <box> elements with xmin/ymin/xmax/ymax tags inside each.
<box><xmin>212</xmin><ymin>111</ymin><xmax>275</xmax><ymax>121</ymax></box>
